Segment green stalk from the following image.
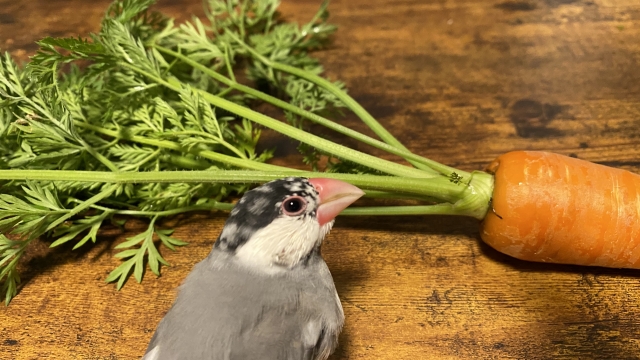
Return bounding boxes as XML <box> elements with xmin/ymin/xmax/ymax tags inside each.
<box><xmin>80</xmin><ymin>141</ymin><xmax>121</xmax><ymax>172</ymax></box>
<box><xmin>87</xmin><ymin>202</ymin><xmax>235</xmax><ymax>216</ymax></box>
<box><xmin>44</xmin><ymin>183</ymin><xmax>119</xmax><ymax>233</ymax></box>
<box><xmin>117</xmin><ymin>61</ymin><xmax>432</xmax><ymax>179</ymax></box>
<box><xmin>188</xmin><ymin>80</ymin><xmax>433</xmax><ymax>179</ymax></box>
<box><xmin>0</xmin><ymin>169</ymin><xmax>447</xmax><ymax>194</ymax></box>
<box><xmin>226</xmin><ymin>32</ymin><xmax>456</xmax><ymax>174</ymax></box>
<box><xmin>0</xmin><ymin>169</ymin><xmax>494</xmax><ymax>219</ymax></box>
<box><xmin>91</xmin><ymin>200</ymin><xmax>475</xmax><ymax>217</ymax></box>
<box><xmin>168</xmin><ymin>130</ymin><xmax>248</xmax><ymax>160</ymax></box>
<box><xmin>342</xmin><ymin>204</ymin><xmax>464</xmax><ymax>216</ymax></box>
<box><xmin>71</xmin><ymin>123</ymin><xmax>466</xmax><ymax>203</ymax></box>
<box><xmin>67</xmin><ymin>62</ymin><xmax>488</xmax><ymax>217</ymax></box>
<box><xmin>152</xmin><ymin>45</ymin><xmax>466</xmax><ymax>178</ymax></box>
<box><xmin>74</xmin><ymin>122</ymin><xmax>291</xmax><ymax>172</ymax></box>
<box><xmin>362</xmin><ymin>191</ymin><xmax>438</xmax><ymax>202</ymax></box>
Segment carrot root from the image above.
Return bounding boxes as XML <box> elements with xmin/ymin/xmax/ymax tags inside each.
<box><xmin>480</xmin><ymin>151</ymin><xmax>640</xmax><ymax>269</ymax></box>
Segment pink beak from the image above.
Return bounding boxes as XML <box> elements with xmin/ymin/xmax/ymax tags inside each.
<box><xmin>308</xmin><ymin>178</ymin><xmax>364</xmax><ymax>226</ymax></box>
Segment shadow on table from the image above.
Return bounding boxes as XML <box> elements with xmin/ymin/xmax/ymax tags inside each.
<box><xmin>337</xmin><ymin>213</ymin><xmax>481</xmax><ymax>235</ymax></box>
<box><xmin>16</xmin><ymin>232</ymin><xmax>119</xmax><ymax>297</ymax></box>
<box><xmin>15</xmin><ymin>211</ymin><xmax>227</xmax><ymax>298</ymax></box>
<box><xmin>337</xmin><ymin>213</ymin><xmax>640</xmax><ymax>278</ymax></box>
<box><xmin>475</xmin><ymin>235</ymin><xmax>640</xmax><ymax>278</ymax></box>
<box><xmin>334</xmin><ymin>213</ymin><xmax>640</xmax><ymax>359</ymax></box>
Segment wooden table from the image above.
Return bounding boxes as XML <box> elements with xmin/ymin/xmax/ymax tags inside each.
<box><xmin>2</xmin><ymin>0</ymin><xmax>640</xmax><ymax>358</ymax></box>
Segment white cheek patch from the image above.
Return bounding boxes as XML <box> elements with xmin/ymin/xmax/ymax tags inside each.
<box><xmin>319</xmin><ymin>220</ymin><xmax>334</xmax><ymax>240</ymax></box>
<box><xmin>235</xmin><ymin>216</ymin><xmax>331</xmax><ymax>271</ymax></box>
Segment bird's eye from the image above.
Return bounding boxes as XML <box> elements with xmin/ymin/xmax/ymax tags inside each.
<box><xmin>282</xmin><ymin>196</ymin><xmax>307</xmax><ymax>216</ymax></box>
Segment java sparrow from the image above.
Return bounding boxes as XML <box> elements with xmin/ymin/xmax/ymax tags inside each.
<box><xmin>143</xmin><ymin>177</ymin><xmax>364</xmax><ymax>360</ymax></box>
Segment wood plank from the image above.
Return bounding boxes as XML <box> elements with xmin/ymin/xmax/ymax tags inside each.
<box><xmin>1</xmin><ymin>0</ymin><xmax>640</xmax><ymax>358</ymax></box>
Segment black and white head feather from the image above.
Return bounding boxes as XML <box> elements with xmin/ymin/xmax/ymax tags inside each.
<box><xmin>214</xmin><ymin>177</ymin><xmax>332</xmax><ymax>272</ymax></box>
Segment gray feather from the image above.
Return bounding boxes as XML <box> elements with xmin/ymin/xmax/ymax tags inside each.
<box><xmin>143</xmin><ymin>178</ymin><xmax>345</xmax><ymax>360</ymax></box>
<box><xmin>144</xmin><ymin>247</ymin><xmax>343</xmax><ymax>360</ymax></box>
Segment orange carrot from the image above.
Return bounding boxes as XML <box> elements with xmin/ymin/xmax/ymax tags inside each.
<box><xmin>480</xmin><ymin>151</ymin><xmax>640</xmax><ymax>269</ymax></box>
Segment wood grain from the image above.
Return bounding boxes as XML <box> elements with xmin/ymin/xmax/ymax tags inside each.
<box><xmin>2</xmin><ymin>0</ymin><xmax>640</xmax><ymax>359</ymax></box>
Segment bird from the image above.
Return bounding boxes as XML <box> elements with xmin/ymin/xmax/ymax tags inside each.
<box><xmin>142</xmin><ymin>177</ymin><xmax>364</xmax><ymax>360</ymax></box>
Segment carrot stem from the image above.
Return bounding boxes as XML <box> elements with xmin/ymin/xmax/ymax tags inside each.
<box><xmin>0</xmin><ymin>169</ymin><xmax>494</xmax><ymax>219</ymax></box>
<box><xmin>151</xmin><ymin>45</ymin><xmax>456</xmax><ymax>177</ymax></box>
<box><xmin>225</xmin><ymin>32</ymin><xmax>464</xmax><ymax>175</ymax></box>
<box><xmin>341</xmin><ymin>204</ymin><xmax>469</xmax><ymax>216</ymax></box>
<box><xmin>118</xmin><ymin>59</ymin><xmax>432</xmax><ymax>179</ymax></box>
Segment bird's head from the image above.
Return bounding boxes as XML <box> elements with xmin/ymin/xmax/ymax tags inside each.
<box><xmin>214</xmin><ymin>177</ymin><xmax>364</xmax><ymax>272</ymax></box>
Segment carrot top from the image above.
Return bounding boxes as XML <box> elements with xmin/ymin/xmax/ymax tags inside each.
<box><xmin>0</xmin><ymin>0</ymin><xmax>500</xmax><ymax>304</ymax></box>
